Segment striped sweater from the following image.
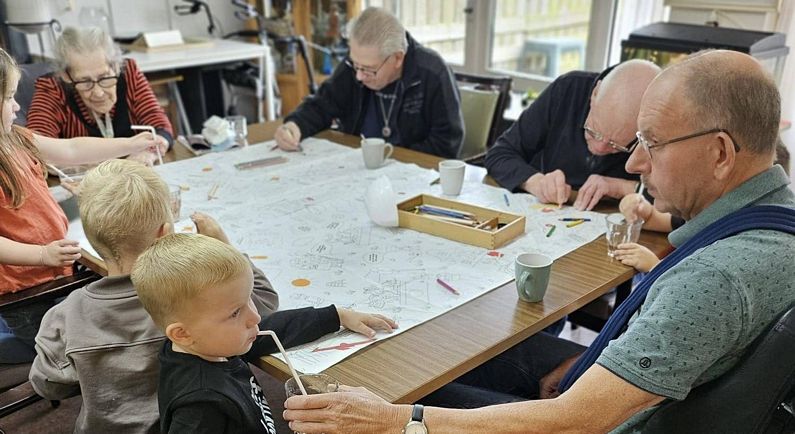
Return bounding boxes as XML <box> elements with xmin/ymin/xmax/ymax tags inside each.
<box><xmin>27</xmin><ymin>58</ymin><xmax>173</xmax><ymax>143</ymax></box>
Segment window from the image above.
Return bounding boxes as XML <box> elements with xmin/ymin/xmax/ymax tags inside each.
<box><xmin>364</xmin><ymin>1</ymin><xmax>622</xmax><ymax>92</ymax></box>
<box><xmin>490</xmin><ymin>0</ymin><xmax>592</xmax><ymax>79</ymax></box>
<box><xmin>365</xmin><ymin>0</ymin><xmax>468</xmax><ymax>65</ymax></box>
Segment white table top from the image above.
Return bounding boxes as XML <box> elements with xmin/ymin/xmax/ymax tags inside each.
<box><xmin>125</xmin><ymin>39</ymin><xmax>268</xmax><ymax>73</ymax></box>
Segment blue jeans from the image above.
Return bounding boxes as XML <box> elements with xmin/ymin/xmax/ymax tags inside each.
<box><xmin>0</xmin><ymin>300</ymin><xmax>55</xmax><ymax>364</ymax></box>
<box><xmin>419</xmin><ymin>332</ymin><xmax>586</xmax><ymax>408</ymax></box>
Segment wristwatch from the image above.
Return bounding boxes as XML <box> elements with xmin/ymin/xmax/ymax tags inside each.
<box><xmin>403</xmin><ymin>404</ymin><xmax>428</xmax><ymax>434</ymax></box>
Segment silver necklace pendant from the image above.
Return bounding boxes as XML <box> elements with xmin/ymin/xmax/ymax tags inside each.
<box><xmin>382</xmin><ymin>126</ymin><xmax>391</xmax><ymax>138</ymax></box>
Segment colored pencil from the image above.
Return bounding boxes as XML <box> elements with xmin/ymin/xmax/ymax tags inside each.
<box><xmin>436</xmin><ymin>278</ymin><xmax>460</xmax><ymax>295</ymax></box>
<box><xmin>546</xmin><ymin>225</ymin><xmax>556</xmax><ymax>237</ymax></box>
<box><xmin>419</xmin><ymin>204</ymin><xmax>475</xmax><ymax>218</ymax></box>
<box><xmin>424</xmin><ymin>214</ymin><xmax>479</xmax><ymax>227</ymax></box>
<box><xmin>558</xmin><ymin>218</ymin><xmax>591</xmax><ymax>222</ymax></box>
<box><xmin>207</xmin><ymin>183</ymin><xmax>219</xmax><ymax>200</ymax></box>
<box><xmin>503</xmin><ymin>193</ymin><xmax>510</xmax><ymax>207</ymax></box>
<box><xmin>566</xmin><ymin>219</ymin><xmax>585</xmax><ymax>228</ymax></box>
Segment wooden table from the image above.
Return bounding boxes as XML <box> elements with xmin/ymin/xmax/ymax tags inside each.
<box><xmin>74</xmin><ymin>122</ymin><xmax>669</xmax><ymax>401</ymax></box>
<box><xmin>243</xmin><ymin>122</ymin><xmax>671</xmax><ymax>404</ymax></box>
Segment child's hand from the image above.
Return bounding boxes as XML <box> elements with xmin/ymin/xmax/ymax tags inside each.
<box><xmin>619</xmin><ymin>193</ymin><xmax>654</xmax><ymax>224</ymax></box>
<box><xmin>127</xmin><ymin>132</ymin><xmax>159</xmax><ymax>155</ymax></box>
<box><xmin>154</xmin><ymin>135</ymin><xmax>169</xmax><ymax>155</ymax></box>
<box><xmin>127</xmin><ymin>150</ymin><xmax>157</xmax><ymax>167</ymax></box>
<box><xmin>42</xmin><ymin>239</ymin><xmax>81</xmax><ymax>267</ymax></box>
<box><xmin>613</xmin><ymin>242</ymin><xmax>659</xmax><ymax>273</ymax></box>
<box><xmin>60</xmin><ymin>179</ymin><xmax>81</xmax><ymax>196</ymax></box>
<box><xmin>337</xmin><ymin>308</ymin><xmax>398</xmax><ymax>338</ymax></box>
<box><xmin>191</xmin><ymin>212</ymin><xmax>230</xmax><ymax>244</ymax></box>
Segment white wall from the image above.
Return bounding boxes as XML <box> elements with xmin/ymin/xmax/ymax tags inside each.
<box><xmin>18</xmin><ymin>0</ymin><xmax>249</xmax><ymax>55</ymax></box>
<box><xmin>777</xmin><ymin>1</ymin><xmax>795</xmax><ymax>186</ymax></box>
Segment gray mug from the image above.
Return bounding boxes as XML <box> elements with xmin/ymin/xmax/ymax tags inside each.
<box><xmin>514</xmin><ymin>253</ymin><xmax>553</xmax><ymax>302</ymax></box>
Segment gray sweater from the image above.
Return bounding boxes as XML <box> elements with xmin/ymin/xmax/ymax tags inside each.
<box><xmin>29</xmin><ymin>260</ymin><xmax>278</xmax><ymax>433</ymax></box>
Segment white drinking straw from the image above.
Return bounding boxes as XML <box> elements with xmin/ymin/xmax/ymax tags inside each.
<box><xmin>131</xmin><ymin>125</ymin><xmax>163</xmax><ymax>165</ymax></box>
<box><xmin>46</xmin><ymin>164</ymin><xmax>75</xmax><ymax>183</ymax></box>
<box><xmin>257</xmin><ymin>330</ymin><xmax>307</xmax><ymax>395</ymax></box>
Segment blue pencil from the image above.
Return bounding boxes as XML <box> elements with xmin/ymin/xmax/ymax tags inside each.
<box><xmin>503</xmin><ymin>193</ymin><xmax>510</xmax><ymax>207</ymax></box>
<box><xmin>417</xmin><ymin>205</ymin><xmax>472</xmax><ymax>220</ymax></box>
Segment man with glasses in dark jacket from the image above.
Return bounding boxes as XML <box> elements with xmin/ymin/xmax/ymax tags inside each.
<box><xmin>274</xmin><ymin>7</ymin><xmax>463</xmax><ymax>159</ymax></box>
<box><xmin>485</xmin><ymin>59</ymin><xmax>660</xmax><ymax>210</ymax></box>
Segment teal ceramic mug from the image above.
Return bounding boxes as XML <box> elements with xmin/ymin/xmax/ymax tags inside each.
<box><xmin>514</xmin><ymin>253</ymin><xmax>553</xmax><ymax>302</ymax></box>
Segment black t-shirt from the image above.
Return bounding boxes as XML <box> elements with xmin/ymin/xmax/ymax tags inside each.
<box><xmin>158</xmin><ymin>305</ymin><xmax>341</xmax><ymax>434</ymax></box>
<box><xmin>158</xmin><ymin>343</ymin><xmax>277</xmax><ymax>434</ymax></box>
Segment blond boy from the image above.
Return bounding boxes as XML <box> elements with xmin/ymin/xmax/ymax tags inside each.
<box><xmin>131</xmin><ymin>233</ymin><xmax>398</xmax><ymax>434</ymax></box>
<box><xmin>29</xmin><ymin>160</ymin><xmax>278</xmax><ymax>433</ymax></box>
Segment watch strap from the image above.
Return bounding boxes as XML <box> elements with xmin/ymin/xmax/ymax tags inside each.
<box><xmin>411</xmin><ymin>404</ymin><xmax>424</xmax><ymax>422</ymax></box>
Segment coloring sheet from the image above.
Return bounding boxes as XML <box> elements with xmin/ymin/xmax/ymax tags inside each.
<box><xmin>68</xmin><ymin>138</ymin><xmax>608</xmax><ymax>373</ymax></box>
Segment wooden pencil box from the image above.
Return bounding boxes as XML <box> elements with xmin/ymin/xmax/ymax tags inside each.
<box><xmin>397</xmin><ymin>194</ymin><xmax>525</xmax><ymax>249</ymax></box>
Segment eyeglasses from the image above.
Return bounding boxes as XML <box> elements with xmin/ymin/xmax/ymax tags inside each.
<box><xmin>633</xmin><ymin>128</ymin><xmax>740</xmax><ymax>159</ymax></box>
<box><xmin>583</xmin><ymin>124</ymin><xmax>637</xmax><ymax>153</ymax></box>
<box><xmin>344</xmin><ymin>55</ymin><xmax>390</xmax><ymax>78</ymax></box>
<box><xmin>65</xmin><ymin>69</ymin><xmax>119</xmax><ymax>92</ymax></box>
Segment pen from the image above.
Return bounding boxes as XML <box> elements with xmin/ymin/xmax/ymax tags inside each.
<box><xmin>503</xmin><ymin>193</ymin><xmax>510</xmax><ymax>207</ymax></box>
<box><xmin>566</xmin><ymin>219</ymin><xmax>586</xmax><ymax>228</ymax></box>
<box><xmin>436</xmin><ymin>278</ymin><xmax>460</xmax><ymax>295</ymax></box>
<box><xmin>558</xmin><ymin>218</ymin><xmax>591</xmax><ymax>222</ymax></box>
<box><xmin>545</xmin><ymin>224</ymin><xmax>556</xmax><ymax>237</ymax></box>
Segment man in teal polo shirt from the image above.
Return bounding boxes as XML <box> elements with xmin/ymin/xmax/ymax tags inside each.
<box><xmin>282</xmin><ymin>50</ymin><xmax>795</xmax><ymax>434</ymax></box>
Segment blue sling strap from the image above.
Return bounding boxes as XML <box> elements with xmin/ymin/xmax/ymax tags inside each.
<box><xmin>559</xmin><ymin>205</ymin><xmax>795</xmax><ymax>392</ymax></box>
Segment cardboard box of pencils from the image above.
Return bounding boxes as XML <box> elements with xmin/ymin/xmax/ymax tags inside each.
<box><xmin>397</xmin><ymin>194</ymin><xmax>525</xmax><ymax>249</ymax></box>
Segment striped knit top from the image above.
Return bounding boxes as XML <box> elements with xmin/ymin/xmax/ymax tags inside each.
<box><xmin>27</xmin><ymin>58</ymin><xmax>173</xmax><ymax>143</ymax></box>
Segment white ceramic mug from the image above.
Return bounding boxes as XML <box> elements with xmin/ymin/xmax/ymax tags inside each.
<box><xmin>438</xmin><ymin>160</ymin><xmax>466</xmax><ymax>196</ymax></box>
<box><xmin>361</xmin><ymin>138</ymin><xmax>394</xmax><ymax>169</ymax></box>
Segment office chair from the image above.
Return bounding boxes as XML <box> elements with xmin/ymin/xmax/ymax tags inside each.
<box><xmin>453</xmin><ymin>72</ymin><xmax>512</xmax><ymax>165</ymax></box>
<box><xmin>643</xmin><ymin>303</ymin><xmax>795</xmax><ymax>434</ymax></box>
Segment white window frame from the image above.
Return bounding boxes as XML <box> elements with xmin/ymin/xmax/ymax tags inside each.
<box><xmin>450</xmin><ymin>0</ymin><xmax>618</xmax><ymax>93</ymax></box>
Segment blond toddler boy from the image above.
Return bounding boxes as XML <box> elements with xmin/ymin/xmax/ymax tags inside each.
<box><xmin>131</xmin><ymin>233</ymin><xmax>398</xmax><ymax>434</ymax></box>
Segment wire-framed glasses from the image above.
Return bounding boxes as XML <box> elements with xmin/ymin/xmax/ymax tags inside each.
<box><xmin>344</xmin><ymin>55</ymin><xmax>390</xmax><ymax>78</ymax></box>
<box><xmin>583</xmin><ymin>124</ymin><xmax>638</xmax><ymax>153</ymax></box>
<box><xmin>633</xmin><ymin>128</ymin><xmax>740</xmax><ymax>159</ymax></box>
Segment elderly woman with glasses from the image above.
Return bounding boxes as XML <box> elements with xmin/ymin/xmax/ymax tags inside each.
<box><xmin>27</xmin><ymin>27</ymin><xmax>172</xmax><ymax>165</ymax></box>
<box><xmin>274</xmin><ymin>7</ymin><xmax>463</xmax><ymax>159</ymax></box>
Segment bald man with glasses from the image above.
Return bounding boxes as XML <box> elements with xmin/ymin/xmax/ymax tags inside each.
<box><xmin>485</xmin><ymin>60</ymin><xmax>660</xmax><ymax>210</ymax></box>
<box><xmin>274</xmin><ymin>7</ymin><xmax>463</xmax><ymax>159</ymax></box>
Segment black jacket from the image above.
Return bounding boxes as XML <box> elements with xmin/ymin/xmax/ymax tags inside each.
<box><xmin>285</xmin><ymin>33</ymin><xmax>464</xmax><ymax>158</ymax></box>
<box><xmin>485</xmin><ymin>69</ymin><xmax>638</xmax><ymax>192</ymax></box>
